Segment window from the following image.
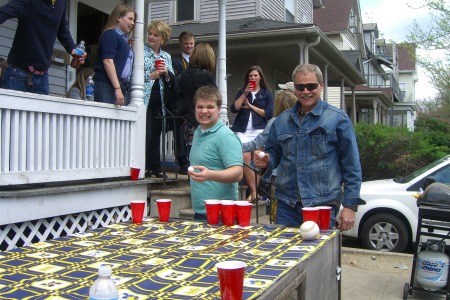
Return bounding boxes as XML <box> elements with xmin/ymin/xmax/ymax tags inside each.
<box><xmin>399</xmin><ymin>82</ymin><xmax>406</xmax><ymax>100</ymax></box>
<box><xmin>177</xmin><ymin>0</ymin><xmax>195</xmax><ymax>22</ymax></box>
<box><xmin>285</xmin><ymin>0</ymin><xmax>295</xmax><ymax>22</ymax></box>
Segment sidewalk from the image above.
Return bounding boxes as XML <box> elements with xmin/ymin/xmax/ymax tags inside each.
<box><xmin>250</xmin><ymin>214</ymin><xmax>441</xmax><ymax>300</ymax></box>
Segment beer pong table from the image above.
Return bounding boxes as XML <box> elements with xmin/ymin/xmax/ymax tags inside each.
<box><xmin>0</xmin><ymin>219</ymin><xmax>340</xmax><ymax>299</ymax></box>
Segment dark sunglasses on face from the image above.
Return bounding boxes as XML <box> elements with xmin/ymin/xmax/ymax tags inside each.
<box><xmin>294</xmin><ymin>83</ymin><xmax>320</xmax><ymax>91</ymax></box>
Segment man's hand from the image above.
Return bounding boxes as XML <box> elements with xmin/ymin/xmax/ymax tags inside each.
<box><xmin>71</xmin><ymin>49</ymin><xmax>87</xmax><ymax>64</ymax></box>
<box><xmin>254</xmin><ymin>150</ymin><xmax>269</xmax><ymax>169</ymax></box>
<box><xmin>337</xmin><ymin>207</ymin><xmax>356</xmax><ymax>231</ymax></box>
<box><xmin>188</xmin><ymin>166</ymin><xmax>210</xmax><ymax>182</ymax></box>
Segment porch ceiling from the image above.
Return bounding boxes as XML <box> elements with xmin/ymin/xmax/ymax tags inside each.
<box><xmin>166</xmin><ymin>18</ymin><xmax>366</xmax><ymax>88</ymax></box>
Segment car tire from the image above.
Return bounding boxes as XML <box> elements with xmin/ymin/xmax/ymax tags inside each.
<box><xmin>361</xmin><ymin>213</ymin><xmax>409</xmax><ymax>252</ymax></box>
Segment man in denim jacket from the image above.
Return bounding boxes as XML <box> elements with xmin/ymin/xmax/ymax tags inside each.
<box><xmin>254</xmin><ymin>64</ymin><xmax>363</xmax><ymax>231</ymax></box>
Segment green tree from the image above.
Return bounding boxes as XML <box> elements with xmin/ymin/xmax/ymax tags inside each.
<box><xmin>354</xmin><ymin>124</ymin><xmax>448</xmax><ymax>181</ymax></box>
<box><xmin>407</xmin><ymin>0</ymin><xmax>449</xmax><ymax>106</ymax></box>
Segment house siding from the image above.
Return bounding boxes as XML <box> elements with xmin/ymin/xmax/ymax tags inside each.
<box><xmin>298</xmin><ymin>0</ymin><xmax>313</xmax><ymax>23</ymax></box>
<box><xmin>148</xmin><ymin>1</ymin><xmax>171</xmax><ymax>22</ymax></box>
<box><xmin>327</xmin><ymin>87</ymin><xmax>341</xmax><ymax>109</ymax></box>
<box><xmin>261</xmin><ymin>0</ymin><xmax>284</xmax><ymax>21</ymax></box>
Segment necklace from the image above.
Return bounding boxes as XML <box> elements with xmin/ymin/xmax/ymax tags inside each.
<box><xmin>51</xmin><ymin>0</ymin><xmax>56</xmax><ymax>7</ymax></box>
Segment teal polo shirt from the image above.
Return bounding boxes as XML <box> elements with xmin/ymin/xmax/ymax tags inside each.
<box><xmin>189</xmin><ymin>120</ymin><xmax>243</xmax><ymax>214</ymax></box>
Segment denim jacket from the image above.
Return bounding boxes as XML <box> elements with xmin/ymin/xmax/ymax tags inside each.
<box><xmin>262</xmin><ymin>100</ymin><xmax>362</xmax><ymax>208</ymax></box>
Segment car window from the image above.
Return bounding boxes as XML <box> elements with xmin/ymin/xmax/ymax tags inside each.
<box><xmin>398</xmin><ymin>155</ymin><xmax>450</xmax><ymax>184</ymax></box>
<box><xmin>433</xmin><ymin>165</ymin><xmax>450</xmax><ymax>184</ymax></box>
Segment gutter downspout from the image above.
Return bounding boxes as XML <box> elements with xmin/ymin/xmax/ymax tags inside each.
<box><xmin>304</xmin><ymin>35</ymin><xmax>320</xmax><ymax>64</ymax></box>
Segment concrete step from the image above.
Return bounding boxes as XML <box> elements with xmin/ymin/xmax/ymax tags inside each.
<box><xmin>149</xmin><ymin>187</ymin><xmax>191</xmax><ymax>219</ymax></box>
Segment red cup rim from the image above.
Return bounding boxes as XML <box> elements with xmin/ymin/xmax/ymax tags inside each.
<box><xmin>316</xmin><ymin>206</ymin><xmax>332</xmax><ymax>210</ymax></box>
<box><xmin>302</xmin><ymin>207</ymin><xmax>319</xmax><ymax>211</ymax></box>
<box><xmin>220</xmin><ymin>200</ymin><xmax>236</xmax><ymax>205</ymax></box>
<box><xmin>156</xmin><ymin>199</ymin><xmax>172</xmax><ymax>203</ymax></box>
<box><xmin>204</xmin><ymin>200</ymin><xmax>221</xmax><ymax>204</ymax></box>
<box><xmin>235</xmin><ymin>201</ymin><xmax>252</xmax><ymax>206</ymax></box>
<box><xmin>130</xmin><ymin>200</ymin><xmax>146</xmax><ymax>204</ymax></box>
<box><xmin>215</xmin><ymin>261</ymin><xmax>246</xmax><ymax>269</ymax></box>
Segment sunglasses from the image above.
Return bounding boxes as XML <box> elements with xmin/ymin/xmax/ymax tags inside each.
<box><xmin>294</xmin><ymin>83</ymin><xmax>320</xmax><ymax>91</ymax></box>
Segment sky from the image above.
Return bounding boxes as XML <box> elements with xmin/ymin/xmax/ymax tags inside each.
<box><xmin>359</xmin><ymin>0</ymin><xmax>438</xmax><ymax>100</ymax></box>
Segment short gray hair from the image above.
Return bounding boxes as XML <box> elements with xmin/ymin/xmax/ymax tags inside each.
<box><xmin>292</xmin><ymin>64</ymin><xmax>323</xmax><ymax>83</ymax></box>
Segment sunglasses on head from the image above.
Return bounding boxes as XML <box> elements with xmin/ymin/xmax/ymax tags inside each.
<box><xmin>294</xmin><ymin>83</ymin><xmax>320</xmax><ymax>91</ymax></box>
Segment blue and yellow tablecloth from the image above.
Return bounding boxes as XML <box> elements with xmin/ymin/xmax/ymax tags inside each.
<box><xmin>0</xmin><ymin>219</ymin><xmax>336</xmax><ymax>299</ymax></box>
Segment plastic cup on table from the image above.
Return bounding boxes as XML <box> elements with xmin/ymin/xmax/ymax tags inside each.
<box><xmin>204</xmin><ymin>200</ymin><xmax>221</xmax><ymax>225</ymax></box>
<box><xmin>130</xmin><ymin>200</ymin><xmax>146</xmax><ymax>224</ymax></box>
<box><xmin>235</xmin><ymin>201</ymin><xmax>252</xmax><ymax>227</ymax></box>
<box><xmin>156</xmin><ymin>199</ymin><xmax>172</xmax><ymax>222</ymax></box>
<box><xmin>316</xmin><ymin>206</ymin><xmax>332</xmax><ymax>230</ymax></box>
<box><xmin>220</xmin><ymin>200</ymin><xmax>236</xmax><ymax>226</ymax></box>
<box><xmin>302</xmin><ymin>207</ymin><xmax>319</xmax><ymax>223</ymax></box>
<box><xmin>215</xmin><ymin>261</ymin><xmax>246</xmax><ymax>300</ymax></box>
<box><xmin>130</xmin><ymin>167</ymin><xmax>140</xmax><ymax>181</ymax></box>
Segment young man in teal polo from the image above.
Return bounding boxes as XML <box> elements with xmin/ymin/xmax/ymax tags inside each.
<box><xmin>188</xmin><ymin>86</ymin><xmax>243</xmax><ymax>220</ymax></box>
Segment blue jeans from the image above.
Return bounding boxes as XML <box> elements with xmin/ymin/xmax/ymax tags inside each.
<box><xmin>194</xmin><ymin>213</ymin><xmax>207</xmax><ymax>221</ymax></box>
<box><xmin>276</xmin><ymin>200</ymin><xmax>337</xmax><ymax>228</ymax></box>
<box><xmin>94</xmin><ymin>80</ymin><xmax>130</xmax><ymax>105</ymax></box>
<box><xmin>3</xmin><ymin>66</ymin><xmax>49</xmax><ymax>95</ymax></box>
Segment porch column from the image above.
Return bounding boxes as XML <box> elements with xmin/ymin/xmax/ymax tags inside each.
<box><xmin>340</xmin><ymin>78</ymin><xmax>345</xmax><ymax>111</ymax></box>
<box><xmin>217</xmin><ymin>0</ymin><xmax>228</xmax><ymax>125</ymax></box>
<box><xmin>130</xmin><ymin>0</ymin><xmax>145</xmax><ymax>105</ymax></box>
<box><xmin>372</xmin><ymin>100</ymin><xmax>378</xmax><ymax>124</ymax></box>
<box><xmin>351</xmin><ymin>87</ymin><xmax>356</xmax><ymax>123</ymax></box>
<box><xmin>129</xmin><ymin>0</ymin><xmax>146</xmax><ymax>176</ymax></box>
<box><xmin>323</xmin><ymin>63</ymin><xmax>328</xmax><ymax>101</ymax></box>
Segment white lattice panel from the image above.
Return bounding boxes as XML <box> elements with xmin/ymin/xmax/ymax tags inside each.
<box><xmin>0</xmin><ymin>205</ymin><xmax>133</xmax><ymax>251</ymax></box>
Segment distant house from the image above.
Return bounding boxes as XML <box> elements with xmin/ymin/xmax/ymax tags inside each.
<box><xmin>314</xmin><ymin>1</ymin><xmax>417</xmax><ymax>129</ymax></box>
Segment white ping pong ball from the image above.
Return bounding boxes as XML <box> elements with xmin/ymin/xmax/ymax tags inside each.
<box><xmin>188</xmin><ymin>166</ymin><xmax>194</xmax><ymax>172</ymax></box>
<box><xmin>258</xmin><ymin>151</ymin><xmax>265</xmax><ymax>158</ymax></box>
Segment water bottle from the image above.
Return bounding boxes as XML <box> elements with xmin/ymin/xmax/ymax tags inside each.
<box><xmin>71</xmin><ymin>40</ymin><xmax>85</xmax><ymax>69</ymax></box>
<box><xmin>89</xmin><ymin>265</ymin><xmax>119</xmax><ymax>300</ymax></box>
<box><xmin>85</xmin><ymin>75</ymin><xmax>94</xmax><ymax>101</ymax></box>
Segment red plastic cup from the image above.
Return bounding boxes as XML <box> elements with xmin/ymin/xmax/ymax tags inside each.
<box><xmin>216</xmin><ymin>261</ymin><xmax>246</xmax><ymax>300</ymax></box>
<box><xmin>235</xmin><ymin>201</ymin><xmax>252</xmax><ymax>227</ymax></box>
<box><xmin>248</xmin><ymin>80</ymin><xmax>256</xmax><ymax>91</ymax></box>
<box><xmin>316</xmin><ymin>206</ymin><xmax>332</xmax><ymax>230</ymax></box>
<box><xmin>155</xmin><ymin>59</ymin><xmax>165</xmax><ymax>69</ymax></box>
<box><xmin>220</xmin><ymin>200</ymin><xmax>236</xmax><ymax>226</ymax></box>
<box><xmin>204</xmin><ymin>200</ymin><xmax>221</xmax><ymax>225</ymax></box>
<box><xmin>302</xmin><ymin>207</ymin><xmax>319</xmax><ymax>223</ymax></box>
<box><xmin>130</xmin><ymin>200</ymin><xmax>146</xmax><ymax>224</ymax></box>
<box><xmin>130</xmin><ymin>167</ymin><xmax>140</xmax><ymax>181</ymax></box>
<box><xmin>156</xmin><ymin>199</ymin><xmax>172</xmax><ymax>222</ymax></box>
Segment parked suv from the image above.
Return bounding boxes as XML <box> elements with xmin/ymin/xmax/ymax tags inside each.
<box><xmin>343</xmin><ymin>155</ymin><xmax>450</xmax><ymax>252</ymax></box>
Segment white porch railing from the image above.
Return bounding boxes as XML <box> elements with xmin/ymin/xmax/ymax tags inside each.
<box><xmin>0</xmin><ymin>89</ymin><xmax>147</xmax><ymax>250</ymax></box>
<box><xmin>0</xmin><ymin>89</ymin><xmax>146</xmax><ymax>186</ymax></box>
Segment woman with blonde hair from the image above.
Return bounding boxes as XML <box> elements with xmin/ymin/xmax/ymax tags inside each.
<box><xmin>242</xmin><ymin>90</ymin><xmax>297</xmax><ymax>215</ymax></box>
<box><xmin>143</xmin><ymin>20</ymin><xmax>176</xmax><ymax>178</ymax></box>
<box><xmin>66</xmin><ymin>67</ymin><xmax>95</xmax><ymax>100</ymax></box>
<box><xmin>93</xmin><ymin>4</ymin><xmax>136</xmax><ymax>106</ymax></box>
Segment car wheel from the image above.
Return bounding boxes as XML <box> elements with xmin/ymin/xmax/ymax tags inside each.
<box><xmin>361</xmin><ymin>213</ymin><xmax>409</xmax><ymax>252</ymax></box>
